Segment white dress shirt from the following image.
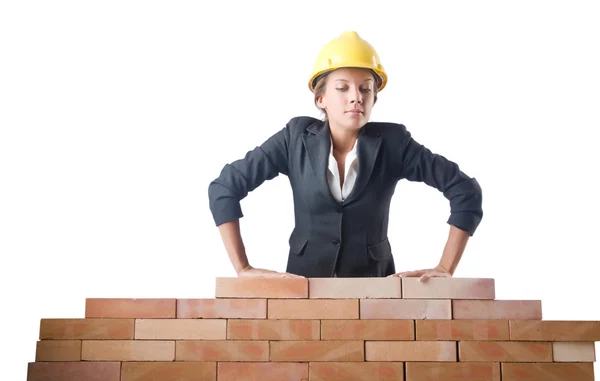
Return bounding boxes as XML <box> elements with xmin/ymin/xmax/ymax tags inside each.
<box><xmin>327</xmin><ymin>137</ymin><xmax>359</xmax><ymax>202</ymax></box>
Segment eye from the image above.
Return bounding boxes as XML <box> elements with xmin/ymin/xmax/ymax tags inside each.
<box><xmin>361</xmin><ymin>88</ymin><xmax>373</xmax><ymax>93</ymax></box>
<box><xmin>335</xmin><ymin>87</ymin><xmax>347</xmax><ymax>92</ymax></box>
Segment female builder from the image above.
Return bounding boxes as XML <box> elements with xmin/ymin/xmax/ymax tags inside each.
<box><xmin>208</xmin><ymin>31</ymin><xmax>483</xmax><ymax>281</ymax></box>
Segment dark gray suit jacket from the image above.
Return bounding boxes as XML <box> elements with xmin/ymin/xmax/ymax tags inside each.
<box><xmin>208</xmin><ymin>116</ymin><xmax>483</xmax><ymax>278</ymax></box>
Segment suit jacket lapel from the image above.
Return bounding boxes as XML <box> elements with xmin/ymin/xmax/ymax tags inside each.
<box><xmin>302</xmin><ymin>120</ymin><xmax>382</xmax><ymax>206</ymax></box>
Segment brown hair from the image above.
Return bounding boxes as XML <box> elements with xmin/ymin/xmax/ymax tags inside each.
<box><xmin>312</xmin><ymin>69</ymin><xmax>379</xmax><ymax>120</ymax></box>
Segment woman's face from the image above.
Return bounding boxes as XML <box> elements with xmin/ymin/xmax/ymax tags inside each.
<box><xmin>317</xmin><ymin>67</ymin><xmax>376</xmax><ymax>132</ymax></box>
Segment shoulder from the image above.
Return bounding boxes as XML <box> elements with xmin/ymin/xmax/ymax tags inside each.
<box><xmin>285</xmin><ymin>116</ymin><xmax>323</xmax><ymax>134</ymax></box>
<box><xmin>361</xmin><ymin>121</ymin><xmax>412</xmax><ymax>141</ymax></box>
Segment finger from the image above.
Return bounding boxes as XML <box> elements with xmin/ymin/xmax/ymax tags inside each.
<box><xmin>399</xmin><ymin>270</ymin><xmax>424</xmax><ymax>278</ymax></box>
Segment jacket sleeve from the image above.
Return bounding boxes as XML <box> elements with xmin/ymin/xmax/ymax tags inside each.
<box><xmin>208</xmin><ymin>124</ymin><xmax>291</xmax><ymax>227</ymax></box>
<box><xmin>395</xmin><ymin>125</ymin><xmax>483</xmax><ymax>236</ymax></box>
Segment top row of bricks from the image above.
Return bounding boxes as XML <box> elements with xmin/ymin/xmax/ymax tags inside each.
<box><xmin>215</xmin><ymin>277</ymin><xmax>496</xmax><ymax>300</ymax></box>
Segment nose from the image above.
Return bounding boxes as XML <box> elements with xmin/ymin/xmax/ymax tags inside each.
<box><xmin>350</xmin><ymin>87</ymin><xmax>363</xmax><ymax>104</ymax></box>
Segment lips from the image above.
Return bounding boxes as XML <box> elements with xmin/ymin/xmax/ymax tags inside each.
<box><xmin>345</xmin><ymin>109</ymin><xmax>363</xmax><ymax>114</ymax></box>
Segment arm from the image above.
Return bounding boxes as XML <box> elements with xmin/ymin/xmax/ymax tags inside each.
<box><xmin>438</xmin><ymin>224</ymin><xmax>470</xmax><ymax>275</ymax></box>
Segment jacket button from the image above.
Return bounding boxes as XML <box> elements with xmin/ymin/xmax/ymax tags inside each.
<box><xmin>331</xmin><ymin>238</ymin><xmax>340</xmax><ymax>247</ymax></box>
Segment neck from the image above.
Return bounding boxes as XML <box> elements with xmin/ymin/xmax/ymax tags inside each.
<box><xmin>328</xmin><ymin>120</ymin><xmax>359</xmax><ymax>155</ymax></box>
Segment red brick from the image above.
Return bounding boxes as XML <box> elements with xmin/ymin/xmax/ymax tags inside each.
<box><xmin>121</xmin><ymin>362</ymin><xmax>216</xmax><ymax>381</ymax></box>
<box><xmin>270</xmin><ymin>341</ymin><xmax>364</xmax><ymax>361</ymax></box>
<box><xmin>406</xmin><ymin>362</ymin><xmax>500</xmax><ymax>381</ymax></box>
<box><xmin>215</xmin><ymin>277</ymin><xmax>308</xmax><ymax>298</ymax></box>
<box><xmin>27</xmin><ymin>362</ymin><xmax>120</xmax><ymax>381</ymax></box>
<box><xmin>402</xmin><ymin>278</ymin><xmax>495</xmax><ymax>299</ymax></box>
<box><xmin>452</xmin><ymin>300</ymin><xmax>542</xmax><ymax>320</ymax></box>
<box><xmin>321</xmin><ymin>320</ymin><xmax>414</xmax><ymax>340</ymax></box>
<box><xmin>309</xmin><ymin>277</ymin><xmax>401</xmax><ymax>299</ymax></box>
<box><xmin>459</xmin><ymin>341</ymin><xmax>552</xmax><ymax>362</ymax></box>
<box><xmin>176</xmin><ymin>341</ymin><xmax>269</xmax><ymax>361</ymax></box>
<box><xmin>553</xmin><ymin>342</ymin><xmax>596</xmax><ymax>362</ymax></box>
<box><xmin>35</xmin><ymin>340</ymin><xmax>81</xmax><ymax>361</ymax></box>
<box><xmin>85</xmin><ymin>298</ymin><xmax>175</xmax><ymax>318</ymax></box>
<box><xmin>509</xmin><ymin>320</ymin><xmax>600</xmax><ymax>341</ymax></box>
<box><xmin>82</xmin><ymin>340</ymin><xmax>175</xmax><ymax>361</ymax></box>
<box><xmin>501</xmin><ymin>363</ymin><xmax>594</xmax><ymax>381</ymax></box>
<box><xmin>416</xmin><ymin>320</ymin><xmax>509</xmax><ymax>340</ymax></box>
<box><xmin>40</xmin><ymin>318</ymin><xmax>134</xmax><ymax>339</ymax></box>
<box><xmin>218</xmin><ymin>362</ymin><xmax>308</xmax><ymax>381</ymax></box>
<box><xmin>310</xmin><ymin>362</ymin><xmax>404</xmax><ymax>381</ymax></box>
<box><xmin>366</xmin><ymin>341</ymin><xmax>456</xmax><ymax>361</ymax></box>
<box><xmin>268</xmin><ymin>299</ymin><xmax>358</xmax><ymax>319</ymax></box>
<box><xmin>135</xmin><ymin>319</ymin><xmax>226</xmax><ymax>340</ymax></box>
<box><xmin>227</xmin><ymin>319</ymin><xmax>319</xmax><ymax>340</ymax></box>
<box><xmin>361</xmin><ymin>299</ymin><xmax>451</xmax><ymax>319</ymax></box>
<box><xmin>177</xmin><ymin>298</ymin><xmax>266</xmax><ymax>319</ymax></box>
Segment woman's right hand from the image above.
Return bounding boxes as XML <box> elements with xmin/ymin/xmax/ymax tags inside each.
<box><xmin>238</xmin><ymin>265</ymin><xmax>305</xmax><ymax>278</ymax></box>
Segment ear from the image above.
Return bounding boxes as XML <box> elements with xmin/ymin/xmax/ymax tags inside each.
<box><xmin>316</xmin><ymin>95</ymin><xmax>326</xmax><ymax>109</ymax></box>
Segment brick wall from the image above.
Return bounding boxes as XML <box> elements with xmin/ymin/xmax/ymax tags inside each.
<box><xmin>27</xmin><ymin>277</ymin><xmax>599</xmax><ymax>380</ymax></box>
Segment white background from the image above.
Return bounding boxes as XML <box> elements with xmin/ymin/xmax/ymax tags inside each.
<box><xmin>1</xmin><ymin>0</ymin><xmax>599</xmax><ymax>379</ymax></box>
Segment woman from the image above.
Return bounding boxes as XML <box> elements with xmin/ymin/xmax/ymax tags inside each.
<box><xmin>208</xmin><ymin>31</ymin><xmax>483</xmax><ymax>281</ymax></box>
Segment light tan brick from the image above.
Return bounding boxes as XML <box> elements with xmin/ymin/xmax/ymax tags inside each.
<box><xmin>501</xmin><ymin>363</ymin><xmax>594</xmax><ymax>381</ymax></box>
<box><xmin>215</xmin><ymin>277</ymin><xmax>308</xmax><ymax>298</ymax></box>
<box><xmin>310</xmin><ymin>362</ymin><xmax>404</xmax><ymax>381</ymax></box>
<box><xmin>176</xmin><ymin>341</ymin><xmax>269</xmax><ymax>361</ymax></box>
<box><xmin>452</xmin><ymin>300</ymin><xmax>542</xmax><ymax>320</ymax></box>
<box><xmin>218</xmin><ymin>362</ymin><xmax>308</xmax><ymax>381</ymax></box>
<box><xmin>177</xmin><ymin>298</ymin><xmax>266</xmax><ymax>319</ymax></box>
<box><xmin>361</xmin><ymin>299</ymin><xmax>451</xmax><ymax>319</ymax></box>
<box><xmin>121</xmin><ymin>362</ymin><xmax>216</xmax><ymax>381</ymax></box>
<box><xmin>402</xmin><ymin>277</ymin><xmax>495</xmax><ymax>299</ymax></box>
<box><xmin>35</xmin><ymin>340</ymin><xmax>81</xmax><ymax>361</ymax></box>
<box><xmin>227</xmin><ymin>319</ymin><xmax>319</xmax><ymax>340</ymax></box>
<box><xmin>85</xmin><ymin>298</ymin><xmax>176</xmax><ymax>318</ymax></box>
<box><xmin>406</xmin><ymin>362</ymin><xmax>500</xmax><ymax>381</ymax></box>
<box><xmin>82</xmin><ymin>340</ymin><xmax>174</xmax><ymax>361</ymax></box>
<box><xmin>416</xmin><ymin>320</ymin><xmax>509</xmax><ymax>340</ymax></box>
<box><xmin>309</xmin><ymin>277</ymin><xmax>401</xmax><ymax>299</ymax></box>
<box><xmin>27</xmin><ymin>362</ymin><xmax>120</xmax><ymax>381</ymax></box>
<box><xmin>459</xmin><ymin>341</ymin><xmax>552</xmax><ymax>362</ymax></box>
<box><xmin>509</xmin><ymin>320</ymin><xmax>600</xmax><ymax>341</ymax></box>
<box><xmin>366</xmin><ymin>341</ymin><xmax>456</xmax><ymax>361</ymax></box>
<box><xmin>321</xmin><ymin>320</ymin><xmax>414</xmax><ymax>340</ymax></box>
<box><xmin>135</xmin><ymin>319</ymin><xmax>226</xmax><ymax>340</ymax></box>
<box><xmin>40</xmin><ymin>318</ymin><xmax>134</xmax><ymax>339</ymax></box>
<box><xmin>268</xmin><ymin>299</ymin><xmax>358</xmax><ymax>319</ymax></box>
<box><xmin>270</xmin><ymin>341</ymin><xmax>364</xmax><ymax>361</ymax></box>
<box><xmin>553</xmin><ymin>342</ymin><xmax>596</xmax><ymax>362</ymax></box>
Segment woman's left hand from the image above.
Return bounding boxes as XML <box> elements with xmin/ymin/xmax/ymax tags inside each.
<box><xmin>387</xmin><ymin>265</ymin><xmax>452</xmax><ymax>282</ymax></box>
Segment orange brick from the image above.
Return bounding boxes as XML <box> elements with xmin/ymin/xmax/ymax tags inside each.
<box><xmin>177</xmin><ymin>298</ymin><xmax>266</xmax><ymax>319</ymax></box>
<box><xmin>309</xmin><ymin>277</ymin><xmax>401</xmax><ymax>299</ymax></box>
<box><xmin>268</xmin><ymin>299</ymin><xmax>358</xmax><ymax>319</ymax></box>
<box><xmin>270</xmin><ymin>341</ymin><xmax>364</xmax><ymax>361</ymax></box>
<box><xmin>121</xmin><ymin>362</ymin><xmax>216</xmax><ymax>381</ymax></box>
<box><xmin>361</xmin><ymin>299</ymin><xmax>451</xmax><ymax>319</ymax></box>
<box><xmin>227</xmin><ymin>319</ymin><xmax>320</xmax><ymax>340</ymax></box>
<box><xmin>40</xmin><ymin>318</ymin><xmax>134</xmax><ymax>339</ymax></box>
<box><xmin>82</xmin><ymin>340</ymin><xmax>174</xmax><ymax>361</ymax></box>
<box><xmin>459</xmin><ymin>341</ymin><xmax>552</xmax><ymax>362</ymax></box>
<box><xmin>35</xmin><ymin>340</ymin><xmax>81</xmax><ymax>361</ymax></box>
<box><xmin>402</xmin><ymin>278</ymin><xmax>495</xmax><ymax>299</ymax></box>
<box><xmin>27</xmin><ymin>362</ymin><xmax>120</xmax><ymax>381</ymax></box>
<box><xmin>215</xmin><ymin>277</ymin><xmax>308</xmax><ymax>298</ymax></box>
<box><xmin>321</xmin><ymin>320</ymin><xmax>414</xmax><ymax>340</ymax></box>
<box><xmin>452</xmin><ymin>300</ymin><xmax>542</xmax><ymax>320</ymax></box>
<box><xmin>416</xmin><ymin>320</ymin><xmax>509</xmax><ymax>340</ymax></box>
<box><xmin>310</xmin><ymin>362</ymin><xmax>404</xmax><ymax>381</ymax></box>
<box><xmin>218</xmin><ymin>362</ymin><xmax>308</xmax><ymax>381</ymax></box>
<box><xmin>366</xmin><ymin>341</ymin><xmax>456</xmax><ymax>361</ymax></box>
<box><xmin>406</xmin><ymin>362</ymin><xmax>500</xmax><ymax>381</ymax></box>
<box><xmin>553</xmin><ymin>342</ymin><xmax>596</xmax><ymax>362</ymax></box>
<box><xmin>135</xmin><ymin>319</ymin><xmax>226</xmax><ymax>340</ymax></box>
<box><xmin>501</xmin><ymin>363</ymin><xmax>594</xmax><ymax>381</ymax></box>
<box><xmin>176</xmin><ymin>341</ymin><xmax>269</xmax><ymax>361</ymax></box>
<box><xmin>509</xmin><ymin>320</ymin><xmax>600</xmax><ymax>341</ymax></box>
<box><xmin>85</xmin><ymin>298</ymin><xmax>175</xmax><ymax>318</ymax></box>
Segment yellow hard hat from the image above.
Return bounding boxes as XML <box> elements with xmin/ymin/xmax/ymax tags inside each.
<box><xmin>308</xmin><ymin>31</ymin><xmax>387</xmax><ymax>92</ymax></box>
